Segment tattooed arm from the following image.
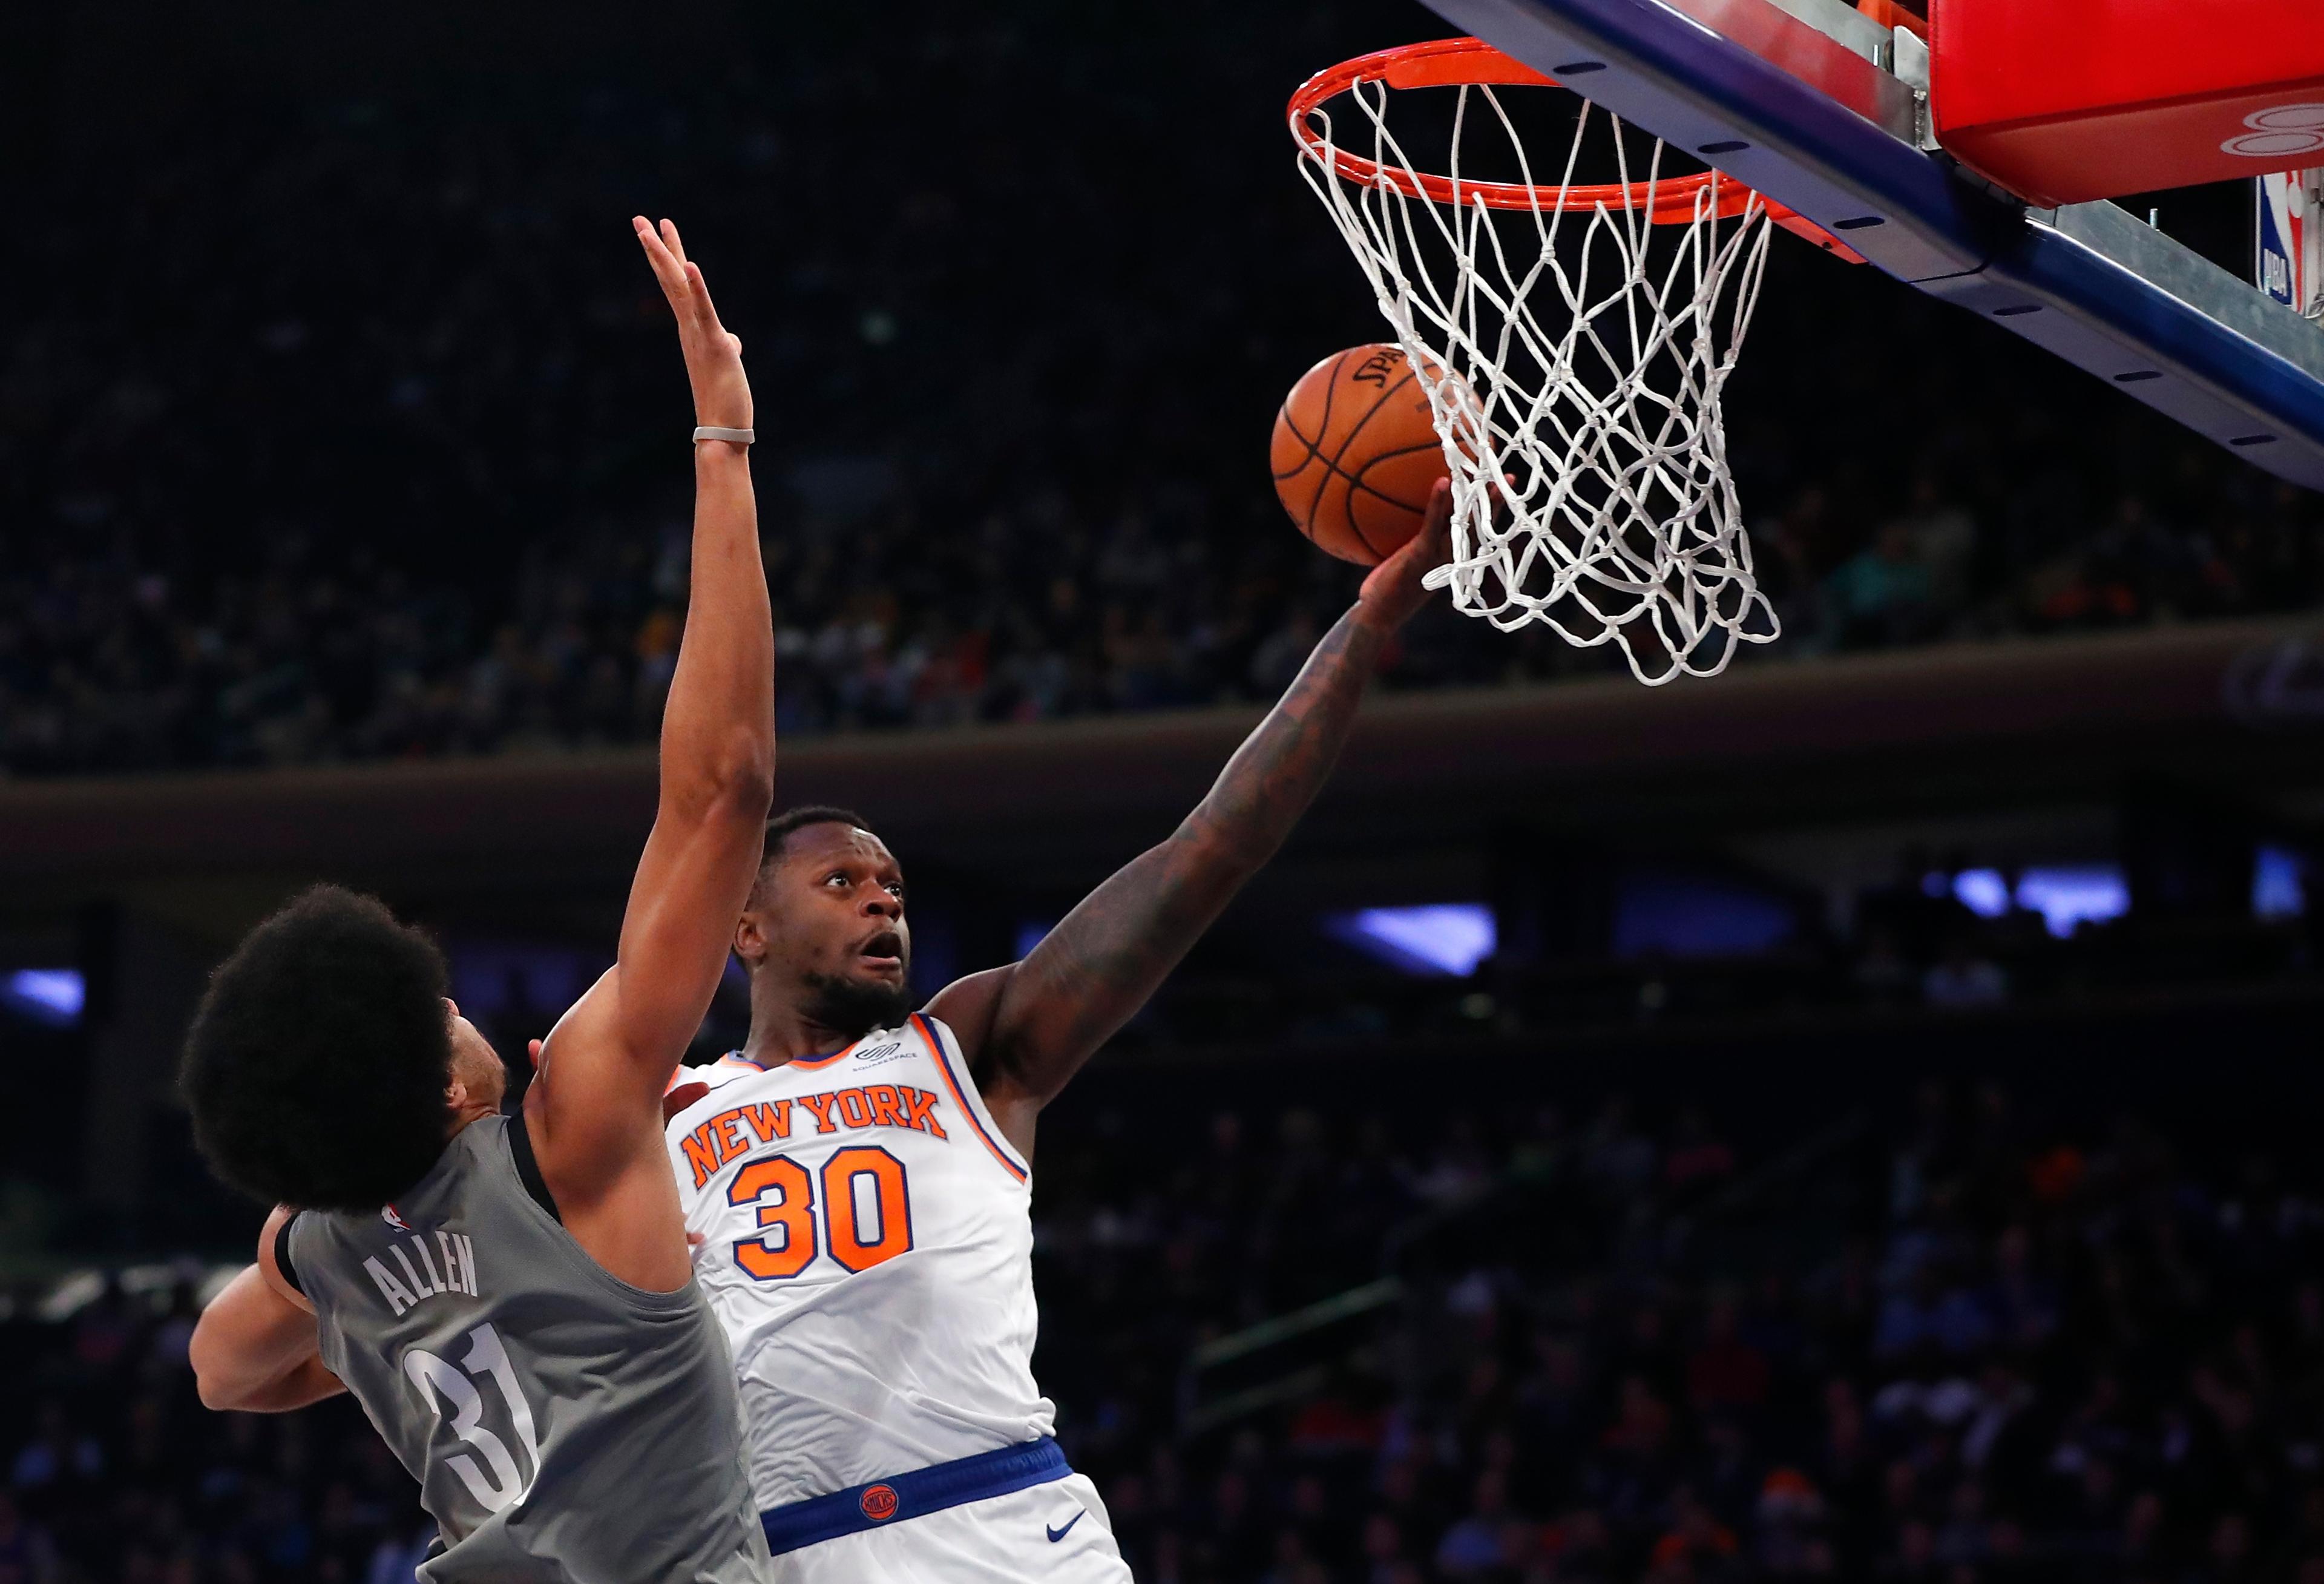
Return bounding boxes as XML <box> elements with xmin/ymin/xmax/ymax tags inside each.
<box><xmin>925</xmin><ymin>481</ymin><xmax>1452</xmax><ymax>1161</ymax></box>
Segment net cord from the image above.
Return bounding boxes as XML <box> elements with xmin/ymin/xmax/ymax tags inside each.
<box><xmin>1296</xmin><ymin>77</ymin><xmax>1781</xmax><ymax>685</ymax></box>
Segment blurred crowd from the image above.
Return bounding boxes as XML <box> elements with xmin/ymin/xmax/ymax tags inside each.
<box><xmin>7</xmin><ymin>1082</ymin><xmax>2324</xmax><ymax>1582</ymax></box>
<box><xmin>6</xmin><ymin>5</ymin><xmax>2323</xmax><ymax>777</ymax></box>
<box><xmin>1032</xmin><ymin>1083</ymin><xmax>2324</xmax><ymax>1584</ymax></box>
<box><xmin>1124</xmin><ymin>849</ymin><xmax>2316</xmax><ymax>1058</ymax></box>
<box><xmin>0</xmin><ymin>1280</ymin><xmax>426</xmax><ymax>1583</ymax></box>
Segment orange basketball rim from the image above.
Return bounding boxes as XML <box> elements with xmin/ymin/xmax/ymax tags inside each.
<box><xmin>1287</xmin><ymin>36</ymin><xmax>1865</xmax><ymax>261</ymax></box>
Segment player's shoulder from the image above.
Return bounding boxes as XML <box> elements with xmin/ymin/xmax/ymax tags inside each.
<box><xmin>890</xmin><ymin>1013</ymin><xmax>976</xmax><ymax>1071</ymax></box>
<box><xmin>661</xmin><ymin>1055</ymin><xmax>763</xmax><ymax>1129</ymax></box>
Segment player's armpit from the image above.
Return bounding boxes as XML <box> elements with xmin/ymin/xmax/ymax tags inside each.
<box><xmin>924</xmin><ymin>965</ymin><xmax>1039</xmax><ymax>1152</ymax></box>
<box><xmin>524</xmin><ymin>970</ymin><xmax>663</xmax><ymax>1185</ymax></box>
<box><xmin>525</xmin><ymin>970</ymin><xmax>696</xmax><ymax>1293</ymax></box>
<box><xmin>924</xmin><ymin>965</ymin><xmax>1011</xmax><ymax>1074</ymax></box>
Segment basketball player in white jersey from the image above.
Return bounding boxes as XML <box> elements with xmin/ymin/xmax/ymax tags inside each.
<box><xmin>650</xmin><ymin>481</ymin><xmax>1456</xmax><ymax>1580</ymax></box>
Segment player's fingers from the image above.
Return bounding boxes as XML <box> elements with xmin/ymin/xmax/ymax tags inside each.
<box><xmin>1399</xmin><ymin>482</ymin><xmax>1453</xmax><ymax>582</ymax></box>
<box><xmin>634</xmin><ymin>217</ymin><xmax>689</xmax><ymax>305</ymax></box>
<box><xmin>634</xmin><ymin>215</ymin><xmax>680</xmax><ymax>283</ymax></box>
<box><xmin>1371</xmin><ymin>484</ymin><xmax>1448</xmax><ymax>587</ymax></box>
<box><xmin>682</xmin><ymin>260</ymin><xmax>723</xmax><ymax>334</ymax></box>
<box><xmin>1422</xmin><ymin>477</ymin><xmax>1454</xmax><ymax>546</ymax></box>
<box><xmin>527</xmin><ymin>1037</ymin><xmax>545</xmax><ymax>1070</ymax></box>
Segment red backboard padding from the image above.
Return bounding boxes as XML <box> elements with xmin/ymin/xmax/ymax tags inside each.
<box><xmin>1930</xmin><ymin>0</ymin><xmax>2324</xmax><ymax>206</ymax></box>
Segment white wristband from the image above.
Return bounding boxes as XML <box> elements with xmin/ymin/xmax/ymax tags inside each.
<box><xmin>692</xmin><ymin>426</ymin><xmax>755</xmax><ymax>445</ymax></box>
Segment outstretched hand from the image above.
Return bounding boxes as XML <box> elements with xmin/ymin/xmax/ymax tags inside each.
<box><xmin>1355</xmin><ymin>476</ymin><xmax>1454</xmax><ymax>631</ymax></box>
<box><xmin>634</xmin><ymin>216</ymin><xmax>751</xmax><ymax>432</ymax></box>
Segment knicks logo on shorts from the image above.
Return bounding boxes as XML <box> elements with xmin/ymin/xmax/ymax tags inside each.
<box><xmin>859</xmin><ymin>1484</ymin><xmax>899</xmax><ymax>1522</ymax></box>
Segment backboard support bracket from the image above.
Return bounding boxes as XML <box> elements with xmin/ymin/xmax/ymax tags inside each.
<box><xmin>1756</xmin><ymin>0</ymin><xmax>1891</xmax><ymax>68</ymax></box>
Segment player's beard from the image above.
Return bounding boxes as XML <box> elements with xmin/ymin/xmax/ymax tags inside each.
<box><xmin>799</xmin><ymin>970</ymin><xmax>916</xmax><ymax>1040</ymax></box>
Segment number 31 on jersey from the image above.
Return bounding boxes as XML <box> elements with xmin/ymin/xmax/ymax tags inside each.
<box><xmin>404</xmin><ymin>1323</ymin><xmax>542</xmax><ymax>1514</ymax></box>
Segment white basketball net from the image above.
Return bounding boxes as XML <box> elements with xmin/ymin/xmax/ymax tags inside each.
<box><xmin>1298</xmin><ymin>73</ymin><xmax>1781</xmax><ymax>685</ymax></box>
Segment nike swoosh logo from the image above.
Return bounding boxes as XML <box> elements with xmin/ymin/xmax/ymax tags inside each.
<box><xmin>1046</xmin><ymin>1510</ymin><xmax>1086</xmax><ymax>1543</ymax></box>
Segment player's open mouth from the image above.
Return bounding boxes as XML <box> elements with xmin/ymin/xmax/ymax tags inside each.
<box><xmin>858</xmin><ymin>930</ymin><xmax>905</xmax><ymax>971</ymax></box>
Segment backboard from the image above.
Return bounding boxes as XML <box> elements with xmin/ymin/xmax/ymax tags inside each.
<box><xmin>1416</xmin><ymin>0</ymin><xmax>2324</xmax><ymax>489</ymax></box>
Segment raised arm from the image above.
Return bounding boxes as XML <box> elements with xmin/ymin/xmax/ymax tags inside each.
<box><xmin>928</xmin><ymin>482</ymin><xmax>1452</xmax><ymax>1158</ymax></box>
<box><xmin>524</xmin><ymin>220</ymin><xmax>774</xmax><ymax>1282</ymax></box>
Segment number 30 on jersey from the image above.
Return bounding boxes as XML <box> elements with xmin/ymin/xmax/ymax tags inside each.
<box><xmin>727</xmin><ymin>1146</ymin><xmax>913</xmax><ymax>1279</ymax></box>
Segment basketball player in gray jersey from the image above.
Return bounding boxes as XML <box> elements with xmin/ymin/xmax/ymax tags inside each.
<box><xmin>182</xmin><ymin>218</ymin><xmax>778</xmax><ymax>1582</ymax></box>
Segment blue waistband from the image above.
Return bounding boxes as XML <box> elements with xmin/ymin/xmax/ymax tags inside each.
<box><xmin>758</xmin><ymin>1438</ymin><xmax>1071</xmax><ymax>1556</ymax></box>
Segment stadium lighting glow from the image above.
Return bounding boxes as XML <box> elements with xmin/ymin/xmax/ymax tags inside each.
<box><xmin>2254</xmin><ymin>844</ymin><xmax>2308</xmax><ymax>919</ymax></box>
<box><xmin>1947</xmin><ymin>866</ymin><xmax>2133</xmax><ymax>936</ymax></box>
<box><xmin>3</xmin><ymin>968</ymin><xmax>85</xmax><ymax>1027</ymax></box>
<box><xmin>1327</xmin><ymin>905</ymin><xmax>1497</xmax><ymax>977</ymax></box>
<box><xmin>2015</xmin><ymin>866</ymin><xmax>2130</xmax><ymax>938</ymax></box>
<box><xmin>1951</xmin><ymin>869</ymin><xmax>2011</xmax><ymax>918</ymax></box>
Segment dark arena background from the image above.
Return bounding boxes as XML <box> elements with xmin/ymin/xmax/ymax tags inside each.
<box><xmin>6</xmin><ymin>2</ymin><xmax>2324</xmax><ymax>1581</ymax></box>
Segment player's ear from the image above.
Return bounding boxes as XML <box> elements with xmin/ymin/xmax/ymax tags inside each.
<box><xmin>734</xmin><ymin>910</ymin><xmax>766</xmax><ymax>964</ymax></box>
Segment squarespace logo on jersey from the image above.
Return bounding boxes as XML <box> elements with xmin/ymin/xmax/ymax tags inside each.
<box><xmin>853</xmin><ymin>1040</ymin><xmax>907</xmax><ymax>1067</ymax></box>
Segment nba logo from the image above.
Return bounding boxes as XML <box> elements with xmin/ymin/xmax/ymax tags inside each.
<box><xmin>2258</xmin><ymin>167</ymin><xmax>2324</xmax><ymax>320</ymax></box>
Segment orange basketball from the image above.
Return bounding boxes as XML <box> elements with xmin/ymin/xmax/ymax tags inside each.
<box><xmin>1270</xmin><ymin>343</ymin><xmax>1451</xmax><ymax>566</ymax></box>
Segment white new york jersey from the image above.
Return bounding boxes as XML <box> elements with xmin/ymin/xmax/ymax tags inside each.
<box><xmin>665</xmin><ymin>1014</ymin><xmax>1051</xmax><ymax>1511</ymax></box>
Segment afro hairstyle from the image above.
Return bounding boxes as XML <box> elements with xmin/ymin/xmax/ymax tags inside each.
<box><xmin>180</xmin><ymin>885</ymin><xmax>456</xmax><ymax>1211</ymax></box>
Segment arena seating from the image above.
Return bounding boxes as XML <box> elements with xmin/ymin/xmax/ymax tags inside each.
<box><xmin>4</xmin><ymin>3</ymin><xmax>2318</xmax><ymax>776</ymax></box>
<box><xmin>5</xmin><ymin>1080</ymin><xmax>2321</xmax><ymax>1582</ymax></box>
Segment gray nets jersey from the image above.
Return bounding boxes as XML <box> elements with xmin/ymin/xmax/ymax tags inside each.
<box><xmin>287</xmin><ymin>1114</ymin><xmax>772</xmax><ymax>1583</ymax></box>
